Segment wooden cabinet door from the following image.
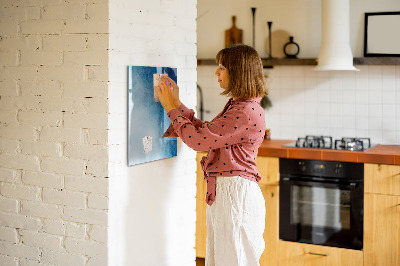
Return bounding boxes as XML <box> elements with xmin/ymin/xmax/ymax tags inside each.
<box><xmin>365</xmin><ymin>164</ymin><xmax>400</xmax><ymax>196</ymax></box>
<box><xmin>256</xmin><ymin>156</ymin><xmax>279</xmax><ymax>186</ymax></box>
<box><xmin>278</xmin><ymin>241</ymin><xmax>363</xmax><ymax>266</ymax></box>
<box><xmin>364</xmin><ymin>193</ymin><xmax>400</xmax><ymax>266</ymax></box>
<box><xmin>259</xmin><ymin>185</ymin><xmax>279</xmax><ymax>266</ymax></box>
<box><xmin>196</xmin><ymin>152</ymin><xmax>208</xmax><ymax>258</ymax></box>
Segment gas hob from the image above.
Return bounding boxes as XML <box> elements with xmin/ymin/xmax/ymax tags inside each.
<box><xmin>283</xmin><ymin>135</ymin><xmax>376</xmax><ymax>152</ymax></box>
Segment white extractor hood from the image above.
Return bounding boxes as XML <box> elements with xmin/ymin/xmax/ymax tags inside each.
<box><xmin>314</xmin><ymin>0</ymin><xmax>359</xmax><ymax>71</ymax></box>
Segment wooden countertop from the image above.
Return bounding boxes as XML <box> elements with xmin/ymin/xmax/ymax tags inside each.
<box><xmin>258</xmin><ymin>139</ymin><xmax>400</xmax><ymax>165</ymax></box>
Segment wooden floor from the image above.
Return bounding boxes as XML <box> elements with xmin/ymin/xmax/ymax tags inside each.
<box><xmin>196</xmin><ymin>257</ymin><xmax>205</xmax><ymax>266</ymax></box>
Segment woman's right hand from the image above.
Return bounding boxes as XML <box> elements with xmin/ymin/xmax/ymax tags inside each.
<box><xmin>163</xmin><ymin>76</ymin><xmax>181</xmax><ymax>109</ymax></box>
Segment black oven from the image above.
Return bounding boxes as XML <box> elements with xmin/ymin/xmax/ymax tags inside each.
<box><xmin>279</xmin><ymin>158</ymin><xmax>364</xmax><ymax>250</ymax></box>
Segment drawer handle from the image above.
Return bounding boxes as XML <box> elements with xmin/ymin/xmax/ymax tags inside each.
<box><xmin>309</xmin><ymin>252</ymin><xmax>329</xmax><ymax>257</ymax></box>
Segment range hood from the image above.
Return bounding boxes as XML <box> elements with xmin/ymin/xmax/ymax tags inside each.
<box><xmin>314</xmin><ymin>0</ymin><xmax>359</xmax><ymax>71</ymax></box>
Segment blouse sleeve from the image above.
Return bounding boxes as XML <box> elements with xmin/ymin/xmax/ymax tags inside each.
<box><xmin>167</xmin><ymin>106</ymin><xmax>253</xmax><ymax>152</ymax></box>
<box><xmin>163</xmin><ymin>103</ymin><xmax>205</xmax><ymax>137</ymax></box>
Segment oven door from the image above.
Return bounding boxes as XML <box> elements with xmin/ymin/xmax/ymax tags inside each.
<box><xmin>279</xmin><ymin>177</ymin><xmax>363</xmax><ymax>250</ymax></box>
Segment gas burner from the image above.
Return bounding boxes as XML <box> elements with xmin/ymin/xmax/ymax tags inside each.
<box><xmin>295</xmin><ymin>135</ymin><xmax>333</xmax><ymax>149</ymax></box>
<box><xmin>334</xmin><ymin>137</ymin><xmax>371</xmax><ymax>151</ymax></box>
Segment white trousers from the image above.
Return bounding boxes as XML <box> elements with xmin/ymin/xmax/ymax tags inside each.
<box><xmin>205</xmin><ymin>176</ymin><xmax>266</xmax><ymax>266</ymax></box>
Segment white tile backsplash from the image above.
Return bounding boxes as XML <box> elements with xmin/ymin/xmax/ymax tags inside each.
<box><xmin>197</xmin><ymin>65</ymin><xmax>400</xmax><ymax>144</ymax></box>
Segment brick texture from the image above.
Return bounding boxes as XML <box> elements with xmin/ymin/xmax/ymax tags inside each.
<box><xmin>0</xmin><ymin>0</ymin><xmax>109</xmax><ymax>264</ymax></box>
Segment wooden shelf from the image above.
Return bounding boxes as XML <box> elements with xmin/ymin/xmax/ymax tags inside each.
<box><xmin>197</xmin><ymin>57</ymin><xmax>400</xmax><ymax>68</ymax></box>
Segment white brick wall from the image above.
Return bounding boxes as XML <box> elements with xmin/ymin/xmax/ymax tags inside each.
<box><xmin>108</xmin><ymin>0</ymin><xmax>198</xmax><ymax>265</ymax></box>
<box><xmin>0</xmin><ymin>1</ymin><xmax>109</xmax><ymax>265</ymax></box>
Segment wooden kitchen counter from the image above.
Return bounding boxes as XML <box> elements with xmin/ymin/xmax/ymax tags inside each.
<box><xmin>258</xmin><ymin>139</ymin><xmax>400</xmax><ymax>165</ymax></box>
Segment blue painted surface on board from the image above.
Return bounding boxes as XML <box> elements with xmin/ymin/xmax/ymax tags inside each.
<box><xmin>128</xmin><ymin>66</ymin><xmax>177</xmax><ymax>166</ymax></box>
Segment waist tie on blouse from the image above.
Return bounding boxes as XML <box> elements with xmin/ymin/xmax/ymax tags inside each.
<box><xmin>200</xmin><ymin>156</ymin><xmax>216</xmax><ymax>206</ymax></box>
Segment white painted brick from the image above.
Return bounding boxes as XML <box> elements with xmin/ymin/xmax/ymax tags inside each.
<box><xmin>88</xmin><ymin>225</ymin><xmax>107</xmax><ymax>243</ymax></box>
<box><xmin>20</xmin><ymin>21</ymin><xmax>62</xmax><ymax>35</ymax></box>
<box><xmin>82</xmin><ymin>98</ymin><xmax>109</xmax><ymax>114</ymax></box>
<box><xmin>43</xmin><ymin>188</ymin><xmax>86</xmax><ymax>208</ymax></box>
<box><xmin>0</xmin><ymin>138</ymin><xmax>19</xmax><ymax>154</ymax></box>
<box><xmin>43</xmin><ymin>219</ymin><xmax>66</xmax><ymax>236</ymax></box>
<box><xmin>0</xmin><ymin>168</ymin><xmax>16</xmax><ymax>183</ymax></box>
<box><xmin>0</xmin><ymin>36</ymin><xmax>42</xmax><ymax>52</ymax></box>
<box><xmin>63</xmin><ymin>81</ymin><xmax>108</xmax><ymax>98</ymax></box>
<box><xmin>0</xmin><ymin>196</ymin><xmax>18</xmax><ymax>213</ymax></box>
<box><xmin>86</xmin><ymin>160</ymin><xmax>108</xmax><ymax>178</ymax></box>
<box><xmin>0</xmin><ymin>6</ymin><xmax>40</xmax><ymax>21</ymax></box>
<box><xmin>86</xmin><ymin>34</ymin><xmax>108</xmax><ymax>51</ymax></box>
<box><xmin>19</xmin><ymin>259</ymin><xmax>42</xmax><ymax>266</ymax></box>
<box><xmin>0</xmin><ymin>110</ymin><xmax>17</xmax><ymax>125</ymax></box>
<box><xmin>65</xmin><ymin>222</ymin><xmax>86</xmax><ymax>239</ymax></box>
<box><xmin>41</xmin><ymin>248</ymin><xmax>86</xmax><ymax>266</ymax></box>
<box><xmin>83</xmin><ymin>129</ymin><xmax>108</xmax><ymax>146</ymax></box>
<box><xmin>0</xmin><ymin>51</ymin><xmax>18</xmax><ymax>66</ymax></box>
<box><xmin>0</xmin><ymin>66</ymin><xmax>38</xmax><ymax>81</ymax></box>
<box><xmin>88</xmin><ymin>194</ymin><xmax>108</xmax><ymax>210</ymax></box>
<box><xmin>64</xmin><ymin>113</ymin><xmax>108</xmax><ymax>129</ymax></box>
<box><xmin>20</xmin><ymin>51</ymin><xmax>62</xmax><ymax>66</ymax></box>
<box><xmin>20</xmin><ymin>141</ymin><xmax>62</xmax><ymax>157</ymax></box>
<box><xmin>175</xmin><ymin>42</ymin><xmax>197</xmax><ymax>56</ymax></box>
<box><xmin>64</xmin><ymin>51</ymin><xmax>108</xmax><ymax>66</ymax></box>
<box><xmin>63</xmin><ymin>207</ymin><xmax>107</xmax><ymax>226</ymax></box>
<box><xmin>42</xmin><ymin>35</ymin><xmax>86</xmax><ymax>51</ymax></box>
<box><xmin>64</xmin><ymin>175</ymin><xmax>108</xmax><ymax>194</ymax></box>
<box><xmin>39</xmin><ymin>127</ymin><xmax>81</xmax><ymax>144</ymax></box>
<box><xmin>0</xmin><ymin>241</ymin><xmax>40</xmax><ymax>261</ymax></box>
<box><xmin>64</xmin><ymin>144</ymin><xmax>108</xmax><ymax>161</ymax></box>
<box><xmin>0</xmin><ymin>226</ymin><xmax>18</xmax><ymax>243</ymax></box>
<box><xmin>0</xmin><ymin>125</ymin><xmax>37</xmax><ymax>141</ymax></box>
<box><xmin>0</xmin><ymin>183</ymin><xmax>41</xmax><ymax>201</ymax></box>
<box><xmin>4</xmin><ymin>95</ymin><xmax>40</xmax><ymax>112</ymax></box>
<box><xmin>22</xmin><ymin>171</ymin><xmax>63</xmax><ymax>189</ymax></box>
<box><xmin>18</xmin><ymin>80</ymin><xmax>62</xmax><ymax>97</ymax></box>
<box><xmin>86</xmin><ymin>3</ymin><xmax>108</xmax><ymax>20</ymax></box>
<box><xmin>176</xmin><ymin>16</ymin><xmax>196</xmax><ymax>30</ymax></box>
<box><xmin>21</xmin><ymin>200</ymin><xmax>63</xmax><ymax>219</ymax></box>
<box><xmin>0</xmin><ymin>212</ymin><xmax>42</xmax><ymax>230</ymax></box>
<box><xmin>18</xmin><ymin>111</ymin><xmax>62</xmax><ymax>127</ymax></box>
<box><xmin>0</xmin><ymin>81</ymin><xmax>17</xmax><ymax>96</ymax></box>
<box><xmin>0</xmin><ymin>22</ymin><xmax>18</xmax><ymax>36</ymax></box>
<box><xmin>65</xmin><ymin>238</ymin><xmax>107</xmax><ymax>256</ymax></box>
<box><xmin>0</xmin><ymin>153</ymin><xmax>39</xmax><ymax>171</ymax></box>
<box><xmin>37</xmin><ymin>66</ymin><xmax>85</xmax><ymax>82</ymax></box>
<box><xmin>20</xmin><ymin>230</ymin><xmax>62</xmax><ymax>251</ymax></box>
<box><xmin>86</xmin><ymin>255</ymin><xmax>107</xmax><ymax>266</ymax></box>
<box><xmin>0</xmin><ymin>254</ymin><xmax>17</xmax><ymax>266</ymax></box>
<box><xmin>34</xmin><ymin>96</ymin><xmax>86</xmax><ymax>113</ymax></box>
<box><xmin>16</xmin><ymin>0</ymin><xmax>64</xmax><ymax>6</ymax></box>
<box><xmin>41</xmin><ymin>158</ymin><xmax>86</xmax><ymax>176</ymax></box>
<box><xmin>87</xmin><ymin>65</ymin><xmax>108</xmax><ymax>82</ymax></box>
<box><xmin>42</xmin><ymin>4</ymin><xmax>85</xmax><ymax>20</ymax></box>
<box><xmin>63</xmin><ymin>19</ymin><xmax>108</xmax><ymax>34</ymax></box>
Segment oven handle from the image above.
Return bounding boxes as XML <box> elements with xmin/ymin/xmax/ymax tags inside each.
<box><xmin>281</xmin><ymin>177</ymin><xmax>358</xmax><ymax>188</ymax></box>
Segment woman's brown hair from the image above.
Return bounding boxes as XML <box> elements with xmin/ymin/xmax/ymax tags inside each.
<box><xmin>215</xmin><ymin>45</ymin><xmax>267</xmax><ymax>99</ymax></box>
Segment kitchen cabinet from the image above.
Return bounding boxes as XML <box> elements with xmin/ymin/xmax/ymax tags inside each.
<box><xmin>364</xmin><ymin>163</ymin><xmax>400</xmax><ymax>266</ymax></box>
<box><xmin>364</xmin><ymin>163</ymin><xmax>400</xmax><ymax>196</ymax></box>
<box><xmin>278</xmin><ymin>241</ymin><xmax>363</xmax><ymax>266</ymax></box>
<box><xmin>196</xmin><ymin>152</ymin><xmax>208</xmax><ymax>258</ymax></box>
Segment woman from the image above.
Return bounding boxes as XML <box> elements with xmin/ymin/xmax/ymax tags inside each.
<box><xmin>155</xmin><ymin>45</ymin><xmax>267</xmax><ymax>266</ymax></box>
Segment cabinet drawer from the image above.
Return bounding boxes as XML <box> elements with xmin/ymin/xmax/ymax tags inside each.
<box><xmin>256</xmin><ymin>156</ymin><xmax>279</xmax><ymax>186</ymax></box>
<box><xmin>365</xmin><ymin>164</ymin><xmax>400</xmax><ymax>196</ymax></box>
<box><xmin>278</xmin><ymin>241</ymin><xmax>363</xmax><ymax>266</ymax></box>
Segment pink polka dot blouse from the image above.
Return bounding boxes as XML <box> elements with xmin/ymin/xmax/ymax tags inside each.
<box><xmin>163</xmin><ymin>97</ymin><xmax>266</xmax><ymax>206</ymax></box>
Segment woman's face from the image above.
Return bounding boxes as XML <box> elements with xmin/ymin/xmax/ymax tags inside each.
<box><xmin>215</xmin><ymin>64</ymin><xmax>229</xmax><ymax>89</ymax></box>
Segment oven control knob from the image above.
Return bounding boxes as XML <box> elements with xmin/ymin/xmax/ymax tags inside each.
<box><xmin>334</xmin><ymin>167</ymin><xmax>341</xmax><ymax>174</ymax></box>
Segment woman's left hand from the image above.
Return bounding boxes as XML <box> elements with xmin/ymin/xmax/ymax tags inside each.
<box><xmin>155</xmin><ymin>79</ymin><xmax>176</xmax><ymax>113</ymax></box>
